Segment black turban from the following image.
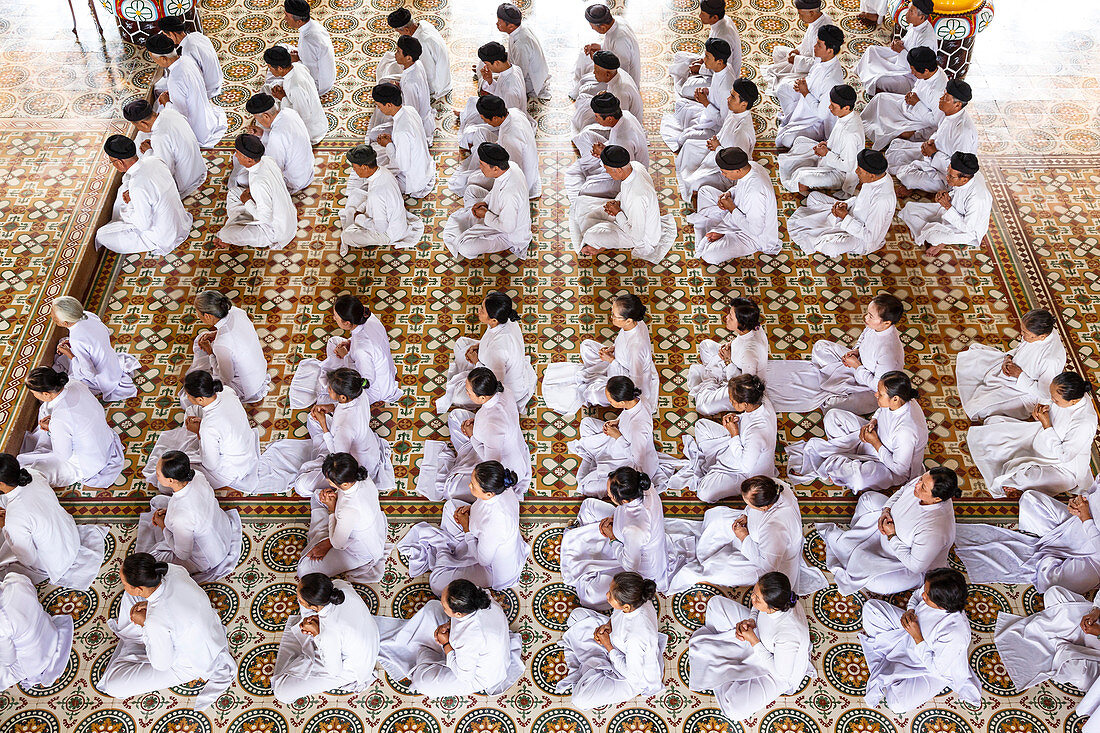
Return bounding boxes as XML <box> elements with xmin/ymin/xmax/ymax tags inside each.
<box><xmin>794</xmin><ymin>0</ymin><xmax>821</xmax><ymax>9</ymax></box>
<box><xmin>829</xmin><ymin>84</ymin><xmax>857</xmax><ymax>108</ymax></box>
<box><xmin>145</xmin><ymin>33</ymin><xmax>177</xmax><ymax>55</ymax></box>
<box><xmin>945</xmin><ymin>78</ymin><xmax>972</xmax><ymax>103</ymax></box>
<box><xmin>497</xmin><ymin>3</ymin><xmax>522</xmax><ymax>24</ymax></box>
<box><xmin>264</xmin><ymin>46</ymin><xmax>293</xmax><ymax>68</ymax></box>
<box><xmin>857</xmin><ymin>149</ymin><xmax>888</xmax><ymax>175</ymax></box>
<box><xmin>912</xmin><ymin>0</ymin><xmax>934</xmax><ymax>15</ymax></box>
<box><xmin>585</xmin><ymin>4</ymin><xmax>613</xmax><ymax>23</ymax></box>
<box><xmin>246</xmin><ymin>93</ymin><xmax>276</xmax><ymax>115</ymax></box>
<box><xmin>590</xmin><ymin>91</ymin><xmax>621</xmax><ymax>115</ymax></box>
<box><xmin>122</xmin><ymin>99</ymin><xmax>153</xmax><ymax>122</ymax></box>
<box><xmin>104</xmin><ymin>134</ymin><xmax>136</xmax><ymax>159</ymax></box>
<box><xmin>592</xmin><ymin>50</ymin><xmax>620</xmax><ymax>70</ymax></box>
<box><xmin>716</xmin><ymin>146</ymin><xmax>749</xmax><ymax>171</ymax></box>
<box><xmin>476</xmin><ymin>94</ymin><xmax>508</xmax><ymax>118</ymax></box>
<box><xmin>372</xmin><ymin>82</ymin><xmax>402</xmax><ymax>105</ymax></box>
<box><xmin>600</xmin><ymin>144</ymin><xmax>630</xmax><ymax>168</ymax></box>
<box><xmin>731</xmin><ymin>78</ymin><xmax>759</xmax><ymax>108</ymax></box>
<box><xmin>347</xmin><ymin>144</ymin><xmax>376</xmax><ymax>166</ymax></box>
<box><xmin>235</xmin><ymin>133</ymin><xmax>265</xmax><ymax>159</ymax></box>
<box><xmin>478</xmin><ymin>41</ymin><xmax>508</xmax><ymax>64</ymax></box>
<box><xmin>387</xmin><ymin>8</ymin><xmax>412</xmax><ymax>28</ymax></box>
<box><xmin>951</xmin><ymin>152</ymin><xmax>980</xmax><ymax>176</ymax></box>
<box><xmin>157</xmin><ymin>15</ymin><xmax>186</xmax><ymax>32</ymax></box>
<box><xmin>478</xmin><ymin>142</ymin><xmax>510</xmax><ymax>167</ymax></box>
<box><xmin>284</xmin><ymin>0</ymin><xmax>310</xmax><ymax>19</ymax></box>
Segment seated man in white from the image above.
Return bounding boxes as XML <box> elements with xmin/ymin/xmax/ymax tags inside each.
<box><xmin>384</xmin><ymin>35</ymin><xmax>434</xmax><ymax>139</ymax></box>
<box><xmin>899</xmin><ymin>151</ymin><xmax>992</xmax><ymax>257</ymax></box>
<box><xmin>51</xmin><ymin>296</ymin><xmax>138</xmax><ymax>403</ymax></box>
<box><xmin>0</xmin><ymin>571</ymin><xmax>75</xmax><ymax>693</ymax></box>
<box><xmin>572</xmin><ymin>4</ymin><xmax>641</xmax><ymax>100</ymax></box>
<box><xmin>773</xmin><ymin>24</ymin><xmax>844</xmax><ymax>148</ymax></box>
<box><xmin>787</xmin><ymin>148</ymin><xmax>897</xmax><ymax>257</ymax></box>
<box><xmin>862</xmin><ymin>568</ymin><xmax>982</xmax><ymax>712</ymax></box>
<box><xmin>377</xmin><ymin>8</ymin><xmax>451</xmax><ymax>102</ymax></box>
<box><xmin>239</xmin><ymin>92</ymin><xmax>314</xmax><ymax>194</ymax></box>
<box><xmin>569</xmin><ymin>145</ymin><xmax>676</xmax><ymax>264</ymax></box>
<box><xmin>124</xmin><ymin>99</ymin><xmax>206</xmax><ymax>198</ymax></box>
<box><xmin>688</xmin><ymin>146</ymin><xmax>780</xmax><ymax>264</ymax></box>
<box><xmin>146</xmin><ymin>33</ymin><xmax>227</xmax><ymax>148</ymax></box>
<box><xmin>368</xmin><ymin>83</ymin><xmax>436</xmax><ymax>199</ymax></box>
<box><xmin>263</xmin><ymin>45</ymin><xmax>327</xmax><ymax>144</ymax></box>
<box><xmin>686</xmin><ymin>296</ymin><xmax>769</xmax><ymax>414</ymax></box>
<box><xmin>187</xmin><ymin>290</ymin><xmax>271</xmax><ymax>405</ymax></box>
<box><xmin>670</xmin><ymin>0</ymin><xmax>741</xmax><ymax>96</ymax></box>
<box><xmin>495</xmin><ymin>3</ymin><xmax>550</xmax><ymax>102</ymax></box>
<box><xmin>340</xmin><ymin>144</ymin><xmax>424</xmax><ymax>254</ymax></box>
<box><xmin>660</xmin><ymin>38</ymin><xmax>735</xmax><ymax>152</ymax></box>
<box><xmin>862</xmin><ymin>46</ymin><xmax>947</xmax><ymax>151</ymax></box>
<box><xmin>778</xmin><ymin>84</ymin><xmax>864</xmax><ymax>197</ymax></box>
<box><xmin>95</xmin><ymin>134</ymin><xmax>192</xmax><ymax>257</ymax></box>
<box><xmin>889</xmin><ymin>80</ymin><xmax>977</xmax><ymax>196</ymax></box>
<box><xmin>215</xmin><ymin>134</ymin><xmax>298</xmax><ymax>250</ymax></box>
<box><xmin>762</xmin><ymin>0</ymin><xmax>835</xmax><ymax>89</ymax></box>
<box><xmin>450</xmin><ymin>95</ymin><xmax>539</xmax><ymax>203</ymax></box>
<box><xmin>572</xmin><ymin>50</ymin><xmax>642</xmax><ymax>134</ymax></box>
<box><xmin>458</xmin><ymin>43</ymin><xmax>526</xmax><ymax>143</ymax></box>
<box><xmin>442</xmin><ymin>142</ymin><xmax>532</xmax><ymax>260</ymax></box>
<box><xmin>155</xmin><ymin>15</ymin><xmax>221</xmax><ymax>99</ymax></box>
<box><xmin>855</xmin><ymin>0</ymin><xmax>936</xmax><ymax>95</ymax></box>
<box><xmin>677</xmin><ymin>78</ymin><xmax>758</xmax><ymax>203</ymax></box>
<box><xmin>282</xmin><ymin>0</ymin><xmax>336</xmax><ymax>96</ymax></box>
<box><xmin>566</xmin><ymin>91</ymin><xmax>648</xmax><ymax>199</ymax></box>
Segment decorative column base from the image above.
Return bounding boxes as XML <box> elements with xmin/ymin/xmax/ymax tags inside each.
<box><xmin>101</xmin><ymin>0</ymin><xmax>200</xmax><ymax>45</ymax></box>
<box><xmin>889</xmin><ymin>0</ymin><xmax>994</xmax><ymax>79</ymax></box>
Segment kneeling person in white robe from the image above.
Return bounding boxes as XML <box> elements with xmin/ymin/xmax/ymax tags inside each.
<box><xmin>686</xmin><ymin>296</ymin><xmax>769</xmax><ymax>414</ymax></box>
<box><xmin>861</xmin><ymin>46</ymin><xmax>947</xmax><ymax>150</ymax></box>
<box><xmin>899</xmin><ymin>151</ymin><xmax>992</xmax><ymax>257</ymax></box>
<box><xmin>0</xmin><ymin>571</ymin><xmax>74</xmax><ymax>692</ymax></box>
<box><xmin>442</xmin><ymin>142</ymin><xmax>532</xmax><ymax>260</ymax></box>
<box><xmin>263</xmin><ymin>45</ymin><xmax>327</xmax><ymax>144</ymax></box>
<box><xmin>239</xmin><ymin>92</ymin><xmax>315</xmax><ymax>194</ymax></box>
<box><xmin>123</xmin><ymin>99</ymin><xmax>206</xmax><ymax>198</ymax></box>
<box><xmin>689</xmin><ymin>146</ymin><xmax>780</xmax><ymax>263</ymax></box>
<box><xmin>216</xmin><ymin>133</ymin><xmax>298</xmax><ymax>249</ymax></box>
<box><xmin>187</xmin><ymin>290</ymin><xmax>271</xmax><ymax>404</ymax></box>
<box><xmin>146</xmin><ymin>33</ymin><xmax>227</xmax><ymax>148</ymax></box>
<box><xmin>861</xmin><ymin>568</ymin><xmax>981</xmax><ymax>712</ymax></box>
<box><xmin>282</xmin><ymin>0</ymin><xmax>337</xmax><ymax>96</ymax></box>
<box><xmin>368</xmin><ymin>82</ymin><xmax>436</xmax><ymax>199</ymax></box>
<box><xmin>51</xmin><ymin>296</ymin><xmax>139</xmax><ymax>403</ymax></box>
<box><xmin>779</xmin><ymin>84</ymin><xmax>864</xmax><ymax>196</ymax></box>
<box><xmin>378</xmin><ymin>8</ymin><xmax>451</xmax><ymax>102</ymax></box>
<box><xmin>890</xmin><ymin>80</ymin><xmax>977</xmax><ymax>195</ymax></box>
<box><xmin>339</xmin><ymin>143</ymin><xmax>424</xmax><ymax>254</ymax></box>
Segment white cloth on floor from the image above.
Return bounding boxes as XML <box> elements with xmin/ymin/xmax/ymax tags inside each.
<box><xmin>774</xmin><ymin>56</ymin><xmax>844</xmax><ymax>148</ymax></box>
<box><xmin>855</xmin><ymin>20</ymin><xmax>937</xmax><ymax>95</ymax></box>
<box><xmin>94</xmin><ymin>156</ymin><xmax>192</xmax><ymax>256</ymax></box>
<box><xmin>217</xmin><ymin>156</ymin><xmax>298</xmax><ymax>249</ymax></box>
<box><xmin>862</xmin><ymin>68</ymin><xmax>948</xmax><ymax>150</ymax></box>
<box><xmin>377</xmin><ymin>20</ymin><xmax>451</xmax><ymax>100</ymax></box>
<box><xmin>887</xmin><ymin>109</ymin><xmax>978</xmax><ymax>192</ymax></box>
<box><xmin>370</xmin><ymin>105</ymin><xmax>435</xmax><ymax>198</ymax></box>
<box><xmin>288</xmin><ymin>315</ymin><xmax>403</xmax><ymax>408</ymax></box>
<box><xmin>686</xmin><ymin>327</ymin><xmax>769</xmax><ymax>415</ymax></box>
<box><xmin>569</xmin><ymin>162</ymin><xmax>677</xmax><ymax>263</ymax></box>
<box><xmin>761</xmin><ymin>12</ymin><xmax>835</xmax><ymax>89</ymax></box>
<box><xmin>0</xmin><ymin>572</ymin><xmax>74</xmax><ymax>692</ymax></box>
<box><xmin>296</xmin><ymin>19</ymin><xmax>336</xmax><ymax>95</ymax></box>
<box><xmin>298</xmin><ymin>479</ymin><xmax>390</xmax><ymax>582</ymax></box>
<box><xmin>571</xmin><ymin>19</ymin><xmax>641</xmax><ymax>99</ymax></box>
<box><xmin>339</xmin><ymin>165</ymin><xmax>424</xmax><ymax>250</ymax></box>
<box><xmin>899</xmin><ymin>171</ymin><xmax>993</xmax><ymax>249</ymax></box>
<box><xmin>436</xmin><ymin>320</ymin><xmax>537</xmax><ymax>413</ymax></box>
<box><xmin>507</xmin><ymin>23</ymin><xmax>550</xmax><ymax>100</ymax></box>
<box><xmin>687</xmin><ymin>162</ymin><xmax>780</xmax><ymax>263</ymax></box>
<box><xmin>778</xmin><ymin>111</ymin><xmax>865</xmax><ymax>195</ymax></box>
<box><xmin>266</xmin><ymin>64</ymin><xmax>327</xmax><ymax>143</ymax></box>
<box><xmin>956</xmin><ymin>332</ymin><xmax>1067</xmax><ymax>421</ymax></box>
<box><xmin>442</xmin><ymin>162</ymin><xmax>532</xmax><ymax>259</ymax></box>
<box><xmin>675</xmin><ymin>110</ymin><xmax>756</xmax><ymax>202</ymax></box>
<box><xmin>54</xmin><ymin>311</ymin><xmax>139</xmax><ymax>402</ymax></box>
<box><xmin>188</xmin><ymin>306</ymin><xmax>271</xmax><ymax>405</ymax></box>
<box><xmin>134</xmin><ymin>107</ymin><xmax>206</xmax><ymax>197</ymax></box>
<box><xmin>786</xmin><ymin>174</ymin><xmax>897</xmax><ymax>257</ymax></box>
<box><xmin>159</xmin><ymin>55</ymin><xmax>227</xmax><ymax>148</ymax></box>
<box><xmin>569</xmin><ymin>406</ymin><xmax>684</xmax><ymax>497</ymax></box>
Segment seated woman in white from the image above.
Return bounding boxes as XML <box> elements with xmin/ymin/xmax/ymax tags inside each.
<box><xmin>688</xmin><ymin>572</ymin><xmax>812</xmax><ymax>720</ymax></box>
<box><xmin>956</xmin><ymin>308</ymin><xmax>1066</xmax><ymax>422</ymax></box>
<box><xmin>400</xmin><ymin>460</ymin><xmax>527</xmax><ymax>595</ymax></box>
<box><xmin>560</xmin><ymin>467</ymin><xmax>670</xmax><ymax>608</ymax></box>
<box><xmin>436</xmin><ymin>291</ymin><xmax>537</xmax><ymax>413</ymax></box>
<box><xmin>271</xmin><ymin>572</ymin><xmax>379</xmax><ymax>703</ymax></box>
<box><xmin>19</xmin><ymin>367</ymin><xmax>124</xmax><ymax>489</ymax></box>
<box><xmin>557</xmin><ymin>571</ymin><xmax>666</xmax><ymax>710</ymax></box>
<box><xmin>51</xmin><ymin>295</ymin><xmax>139</xmax><ymax>402</ymax></box>
<box><xmin>687</xmin><ymin>297</ymin><xmax>769</xmax><ymax>415</ymax></box>
<box><xmin>143</xmin><ymin>370</ymin><xmax>259</xmax><ymax>493</ymax></box>
<box><xmin>97</xmin><ymin>554</ymin><xmax>236</xmax><ymax>710</ymax></box>
<box><xmin>788</xmin><ymin>371</ymin><xmax>928</xmax><ymax>494</ymax></box>
<box><xmin>289</xmin><ymin>294</ymin><xmax>403</xmax><ymax>409</ymax></box>
<box><xmin>670</xmin><ymin>375</ymin><xmax>776</xmax><ymax>502</ymax></box>
<box><xmin>815</xmin><ymin>467</ymin><xmax>960</xmax><ymax>596</ymax></box>
<box><xmin>0</xmin><ymin>571</ymin><xmax>74</xmax><ymax>692</ymax></box>
<box><xmin>417</xmin><ymin>368</ymin><xmax>531</xmax><ymax>502</ymax></box>
<box><xmin>0</xmin><ymin>455</ymin><xmax>106</xmax><ymax>590</ymax></box>
<box><xmin>968</xmin><ymin>371</ymin><xmax>1097</xmax><ymax>499</ymax></box>
<box><xmin>135</xmin><ymin>451</ymin><xmax>242</xmax><ymax>583</ymax></box>
<box><xmin>188</xmin><ymin>291</ymin><xmax>271</xmax><ymax>405</ymax></box>
<box><xmin>260</xmin><ymin>368</ymin><xmax>394</xmax><ymax>496</ymax></box>
<box><xmin>375</xmin><ymin>579</ymin><xmax>523</xmax><ymax>697</ymax></box>
<box><xmin>543</xmin><ymin>293</ymin><xmax>659</xmax><ymax>416</ymax></box>
<box><xmin>861</xmin><ymin>568</ymin><xmax>981</xmax><ymax>713</ymax></box>
<box><xmin>298</xmin><ymin>453</ymin><xmax>389</xmax><ymax>583</ymax></box>
<box><xmin>666</xmin><ymin>476</ymin><xmax>826</xmax><ymax>594</ymax></box>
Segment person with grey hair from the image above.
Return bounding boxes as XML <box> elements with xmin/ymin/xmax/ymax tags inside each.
<box><xmin>188</xmin><ymin>290</ymin><xmax>271</xmax><ymax>405</ymax></box>
<box><xmin>281</xmin><ymin>0</ymin><xmax>336</xmax><ymax>95</ymax></box>
<box><xmin>495</xmin><ymin>3</ymin><xmax>550</xmax><ymax>102</ymax></box>
<box><xmin>146</xmin><ymin>33</ymin><xmax>227</xmax><ymax>148</ymax></box>
<box><xmin>571</xmin><ymin>4</ymin><xmax>640</xmax><ymax>101</ymax></box>
<box><xmin>51</xmin><ymin>296</ymin><xmax>139</xmax><ymax>403</ymax></box>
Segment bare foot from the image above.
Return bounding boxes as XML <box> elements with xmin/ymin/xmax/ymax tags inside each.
<box><xmin>1003</xmin><ymin>487</ymin><xmax>1023</xmax><ymax>500</ymax></box>
<box><xmin>894</xmin><ymin>184</ymin><xmax>912</xmax><ymax>197</ymax></box>
<box><xmin>924</xmin><ymin>242</ymin><xmax>945</xmax><ymax>257</ymax></box>
<box><xmin>898</xmin><ymin>131</ymin><xmax>915</xmax><ymax>140</ymax></box>
<box><xmin>798</xmin><ymin>183</ymin><xmax>810</xmax><ymax>196</ymax></box>
<box><xmin>857</xmin><ymin>12</ymin><xmax>879</xmax><ymax>25</ymax></box>
<box><xmin>580</xmin><ymin>245</ymin><xmax>598</xmax><ymax>256</ymax></box>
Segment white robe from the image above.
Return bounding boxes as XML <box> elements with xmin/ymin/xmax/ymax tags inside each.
<box><xmin>686</xmin><ymin>326</ymin><xmax>769</xmax><ymax>415</ymax></box>
<box><xmin>688</xmin><ymin>596</ymin><xmax>811</xmax><ymax>720</ymax></box>
<box><xmin>288</xmin><ymin>315</ymin><xmax>403</xmax><ymax>408</ymax></box>
<box><xmin>178</xmin><ymin>32</ymin><xmax>222</xmax><ymax>98</ymax></box>
<box><xmin>816</xmin><ymin>485</ymin><xmax>955</xmax><ymax>595</ymax></box>
<box><xmin>371</xmin><ymin>105</ymin><xmax>435</xmax><ymax>198</ymax></box>
<box><xmin>19</xmin><ymin>381</ymin><xmax>124</xmax><ymax>488</ymax></box>
<box><xmin>0</xmin><ymin>572</ymin><xmax>73</xmax><ymax>692</ymax></box>
<box><xmin>862</xmin><ymin>68</ymin><xmax>949</xmax><ymax>150</ymax></box>
<box><xmin>269</xmin><ymin>64</ymin><xmax>327</xmax><ymax>143</ymax></box>
<box><xmin>572</xmin><ymin>69</ymin><xmax>643</xmax><ymax>133</ymax></box>
<box><xmin>572</xmin><ymin>19</ymin><xmax>641</xmax><ymax>99</ymax></box>
<box><xmin>296</xmin><ymin>19</ymin><xmax>336</xmax><ymax>95</ymax></box>
<box><xmin>54</xmin><ymin>312</ymin><xmax>138</xmax><ymax>402</ymax></box>
<box><xmin>298</xmin><ymin>479</ymin><xmax>390</xmax><ymax>582</ymax></box>
<box><xmin>97</xmin><ymin>564</ymin><xmax>236</xmax><ymax>710</ymax></box>
<box><xmin>557</xmin><ymin>605</ymin><xmax>666</xmax><ymax>709</ymax></box>
<box><xmin>861</xmin><ymin>594</ymin><xmax>981</xmax><ymax>713</ymax></box>
<box><xmin>95</xmin><ymin>156</ymin><xmax>192</xmax><ymax>256</ymax></box>
<box><xmin>134</xmin><ymin>107</ymin><xmax>206</xmax><ymax>197</ymax></box>
<box><xmin>659</xmin><ymin>65</ymin><xmax>735</xmax><ymax>151</ymax></box>
<box><xmin>566</xmin><ymin>110</ymin><xmax>648</xmax><ymax>199</ymax></box>
<box><xmin>188</xmin><ymin>306</ymin><xmax>272</xmax><ymax>404</ymax></box>
<box><xmin>762</xmin><ymin>12</ymin><xmax>835</xmax><ymax>88</ymax></box>
<box><xmin>398</xmin><ymin>490</ymin><xmax>528</xmax><ymax>595</ymax></box>
<box><xmin>339</xmin><ymin>166</ymin><xmax>424</xmax><ymax>251</ymax></box>
<box><xmin>416</xmin><ymin>389</ymin><xmax>532</xmax><ymax>501</ymax></box>
<box><xmin>778</xmin><ymin>111</ymin><xmax>865</xmax><ymax>196</ymax></box>
<box><xmin>376</xmin><ymin>21</ymin><xmax>452</xmax><ymax>100</ymax></box>
<box><xmin>676</xmin><ymin>110</ymin><xmax>756</xmax><ymax>202</ymax></box>
<box><xmin>508</xmin><ymin>24</ymin><xmax>549</xmax><ymax>100</ymax></box>
<box><xmin>451</xmin><ymin>110</ymin><xmax>540</xmax><ymax>201</ymax></box>
<box><xmin>394</xmin><ymin>60</ymin><xmax>434</xmax><ymax>138</ymax></box>
<box><xmin>257</xmin><ymin>108</ymin><xmax>315</xmax><ymax>193</ymax></box>
<box><xmin>670</xmin><ymin>15</ymin><xmax>742</xmax><ymax>94</ymax></box>
<box><xmin>689</xmin><ymin>162</ymin><xmax>780</xmax><ymax>263</ymax></box>
<box><xmin>569</xmin><ymin>162</ymin><xmax>677</xmax><ymax>264</ymax></box>
<box><xmin>855</xmin><ymin>20</ymin><xmax>937</xmax><ymax>95</ymax></box>
<box><xmin>774</xmin><ymin>56</ymin><xmax>844</xmax><ymax>148</ymax></box>
<box><xmin>967</xmin><ymin>398</ymin><xmax>1097</xmax><ymax>497</ymax></box>
<box><xmin>0</xmin><ymin>469</ymin><xmax>106</xmax><ymax>590</ymax></box>
<box><xmin>786</xmin><ymin>174</ymin><xmax>897</xmax><ymax>257</ymax></box>
<box><xmin>271</xmin><ymin>579</ymin><xmax>379</xmax><ymax>703</ymax></box>
<box><xmin>899</xmin><ymin>172</ymin><xmax>993</xmax><ymax>249</ymax></box>
<box><xmin>375</xmin><ymin>599</ymin><xmax>522</xmax><ymax>696</ymax></box>
<box><xmin>436</xmin><ymin>320</ymin><xmax>537</xmax><ymax>413</ymax></box>
<box><xmin>442</xmin><ymin>163</ymin><xmax>532</xmax><ymax>259</ymax></box>
<box><xmin>887</xmin><ymin>109</ymin><xmax>978</xmax><ymax>192</ymax></box>
<box><xmin>217</xmin><ymin>156</ymin><xmax>298</xmax><ymax>250</ymax></box>
<box><xmin>459</xmin><ymin>66</ymin><xmax>527</xmax><ymax>143</ymax></box>
<box><xmin>570</xmin><ymin>402</ymin><xmax>682</xmax><ymax>497</ymax></box>
<box><xmin>160</xmin><ymin>55</ymin><xmax>227</xmax><ymax>148</ymax></box>
<box><xmin>956</xmin><ymin>332</ymin><xmax>1067</xmax><ymax>421</ymax></box>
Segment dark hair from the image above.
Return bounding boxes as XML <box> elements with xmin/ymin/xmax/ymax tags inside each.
<box><xmin>122</xmin><ymin>553</ymin><xmax>170</xmax><ymax>588</ymax></box>
<box><xmin>704</xmin><ymin>37</ymin><xmax>732</xmax><ymax>63</ymax></box>
<box><xmin>183</xmin><ymin>369</ymin><xmax>224</xmax><ymax>399</ymax></box>
<box><xmin>445</xmin><ymin>579</ymin><xmax>492</xmax><ymax>613</ymax></box>
<box><xmin>160</xmin><ymin>450</ymin><xmax>196</xmax><ymax>482</ymax></box>
<box><xmin>880</xmin><ymin>371</ymin><xmax>919</xmax><ymax>402</ymax></box>
<box><xmin>467</xmin><ymin>367</ymin><xmax>504</xmax><ymax>397</ymax></box>
<box><xmin>299</xmin><ymin>573</ymin><xmax>346</xmax><ymax>606</ymax></box>
<box><xmin>322</xmin><ymin>452</ymin><xmax>369</xmax><ymax>485</ymax></box>
<box><xmin>870</xmin><ymin>293</ymin><xmax>905</xmax><ymax>324</ymax></box>
<box><xmin>819</xmin><ymin>24</ymin><xmax>843</xmax><ymax>53</ymax></box>
<box><xmin>473</xmin><ymin>460</ymin><xmax>519</xmax><ymax>495</ymax></box>
<box><xmin>727</xmin><ymin>374</ymin><xmax>766</xmax><ymax>407</ymax></box>
<box><xmin>0</xmin><ymin>453</ymin><xmax>33</xmax><ymax>488</ymax></box>
<box><xmin>743</xmin><ymin>475</ymin><xmax>781</xmax><ymax>508</ymax></box>
<box><xmin>925</xmin><ymin>567</ymin><xmax>968</xmax><ymax>613</ymax></box>
<box><xmin>730</xmin><ymin>296</ymin><xmax>761</xmax><ymax>332</ymax></box>
<box><xmin>928</xmin><ymin>467</ymin><xmax>962</xmax><ymax>501</ymax></box>
<box><xmin>25</xmin><ymin>366</ymin><xmax>69</xmax><ymax>394</ymax></box>
<box><xmin>334</xmin><ymin>294</ymin><xmax>368</xmax><ymax>325</ymax></box>
<box><xmin>613</xmin><ymin>293</ymin><xmax>646</xmax><ymax>322</ymax></box>
<box><xmin>328</xmin><ymin>367</ymin><xmax>369</xmax><ymax>400</ymax></box>
<box><xmin>1053</xmin><ymin>371</ymin><xmax>1093</xmax><ymax>401</ymax></box>
<box><xmin>608</xmin><ymin>466</ymin><xmax>651</xmax><ymax>503</ymax></box>
<box><xmin>757</xmin><ymin>571</ymin><xmax>797</xmax><ymax>612</ymax></box>
<box><xmin>1021</xmin><ymin>309</ymin><xmax>1055</xmax><ymax>337</ymax></box>
<box><xmin>396</xmin><ymin>34</ymin><xmax>422</xmax><ymax>60</ymax></box>
<box><xmin>610</xmin><ymin>571</ymin><xmax>657</xmax><ymax>608</ymax></box>
<box><xmin>607</xmin><ymin>375</ymin><xmax>642</xmax><ymax>403</ymax></box>
<box><xmin>484</xmin><ymin>291</ymin><xmax>519</xmax><ymax>324</ymax></box>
